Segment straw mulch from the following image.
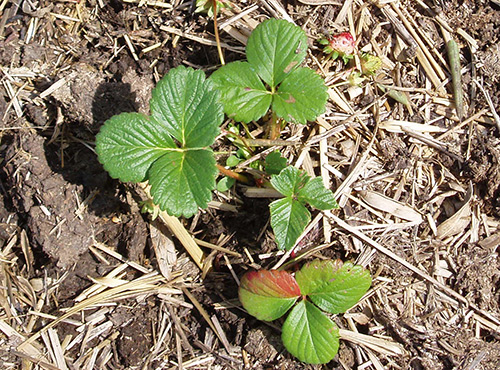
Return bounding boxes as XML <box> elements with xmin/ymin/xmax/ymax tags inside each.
<box><xmin>1</xmin><ymin>0</ymin><xmax>500</xmax><ymax>369</ymax></box>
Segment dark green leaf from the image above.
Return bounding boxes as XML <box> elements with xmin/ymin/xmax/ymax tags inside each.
<box><xmin>150</xmin><ymin>65</ymin><xmax>223</xmax><ymax>147</ymax></box>
<box><xmin>95</xmin><ymin>113</ymin><xmax>175</xmax><ymax>183</ymax></box>
<box><xmin>264</xmin><ymin>151</ymin><xmax>287</xmax><ymax>175</ymax></box>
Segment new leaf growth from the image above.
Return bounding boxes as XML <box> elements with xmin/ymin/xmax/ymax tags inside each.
<box><xmin>239</xmin><ymin>260</ymin><xmax>372</xmax><ymax>364</ymax></box>
<box><xmin>270</xmin><ymin>166</ymin><xmax>338</xmax><ymax>250</ymax></box>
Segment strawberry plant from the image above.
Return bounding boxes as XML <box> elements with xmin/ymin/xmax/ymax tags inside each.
<box><xmin>210</xmin><ymin>18</ymin><xmax>328</xmax><ymax>137</ymax></box>
<box><xmin>270</xmin><ymin>166</ymin><xmax>338</xmax><ymax>250</ymax></box>
<box><xmin>239</xmin><ymin>259</ymin><xmax>372</xmax><ymax>364</ymax></box>
<box><xmin>95</xmin><ymin>65</ymin><xmax>223</xmax><ymax>218</ymax></box>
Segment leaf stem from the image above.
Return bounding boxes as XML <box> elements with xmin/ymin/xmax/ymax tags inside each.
<box><xmin>216</xmin><ymin>164</ymin><xmax>250</xmax><ymax>184</ymax></box>
<box><xmin>269</xmin><ymin>111</ymin><xmax>281</xmax><ymax>140</ymax></box>
<box><xmin>212</xmin><ymin>0</ymin><xmax>225</xmax><ymax>66</ymax></box>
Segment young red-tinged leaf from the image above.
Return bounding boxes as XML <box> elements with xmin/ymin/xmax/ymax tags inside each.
<box><xmin>295</xmin><ymin>260</ymin><xmax>371</xmax><ymax>314</ymax></box>
<box><xmin>239</xmin><ymin>270</ymin><xmax>301</xmax><ymax>321</ymax></box>
<box><xmin>282</xmin><ymin>300</ymin><xmax>340</xmax><ymax>364</ymax></box>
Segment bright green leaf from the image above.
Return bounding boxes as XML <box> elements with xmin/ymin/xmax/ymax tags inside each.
<box><xmin>270</xmin><ymin>166</ymin><xmax>309</xmax><ymax>198</ymax></box>
<box><xmin>297</xmin><ymin>177</ymin><xmax>338</xmax><ymax>210</ymax></box>
<box><xmin>95</xmin><ymin>113</ymin><xmax>175</xmax><ymax>183</ymax></box>
<box><xmin>226</xmin><ymin>155</ymin><xmax>241</xmax><ymax>167</ymax></box>
<box><xmin>217</xmin><ymin>176</ymin><xmax>235</xmax><ymax>192</ymax></box>
<box><xmin>282</xmin><ymin>300</ymin><xmax>340</xmax><ymax>364</ymax></box>
<box><xmin>148</xmin><ymin>149</ymin><xmax>217</xmax><ymax>218</ymax></box>
<box><xmin>150</xmin><ymin>65</ymin><xmax>223</xmax><ymax>147</ymax></box>
<box><xmin>239</xmin><ymin>269</ymin><xmax>301</xmax><ymax>321</ymax></box>
<box><xmin>265</xmin><ymin>151</ymin><xmax>287</xmax><ymax>175</ymax></box>
<box><xmin>210</xmin><ymin>61</ymin><xmax>272</xmax><ymax>123</ymax></box>
<box><xmin>270</xmin><ymin>197</ymin><xmax>310</xmax><ymax>250</ymax></box>
<box><xmin>247</xmin><ymin>19</ymin><xmax>307</xmax><ymax>87</ymax></box>
<box><xmin>295</xmin><ymin>260</ymin><xmax>372</xmax><ymax>314</ymax></box>
<box><xmin>273</xmin><ymin>68</ymin><xmax>328</xmax><ymax>124</ymax></box>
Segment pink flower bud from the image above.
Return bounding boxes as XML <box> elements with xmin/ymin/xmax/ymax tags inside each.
<box><xmin>328</xmin><ymin>32</ymin><xmax>355</xmax><ymax>56</ymax></box>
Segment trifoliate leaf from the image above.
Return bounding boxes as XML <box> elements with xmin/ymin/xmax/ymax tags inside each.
<box><xmin>148</xmin><ymin>149</ymin><xmax>217</xmax><ymax>218</ymax></box>
<box><xmin>96</xmin><ymin>66</ymin><xmax>224</xmax><ymax>218</ymax></box>
<box><xmin>239</xmin><ymin>269</ymin><xmax>301</xmax><ymax>321</ymax></box>
<box><xmin>282</xmin><ymin>300</ymin><xmax>340</xmax><ymax>364</ymax></box>
<box><xmin>273</xmin><ymin>68</ymin><xmax>328</xmax><ymax>124</ymax></box>
<box><xmin>297</xmin><ymin>177</ymin><xmax>337</xmax><ymax>210</ymax></box>
<box><xmin>270</xmin><ymin>197</ymin><xmax>310</xmax><ymax>251</ymax></box>
<box><xmin>210</xmin><ymin>61</ymin><xmax>271</xmax><ymax>123</ymax></box>
<box><xmin>270</xmin><ymin>166</ymin><xmax>309</xmax><ymax>198</ymax></box>
<box><xmin>96</xmin><ymin>113</ymin><xmax>175</xmax><ymax>183</ymax></box>
<box><xmin>246</xmin><ymin>19</ymin><xmax>307</xmax><ymax>88</ymax></box>
<box><xmin>264</xmin><ymin>151</ymin><xmax>287</xmax><ymax>175</ymax></box>
<box><xmin>295</xmin><ymin>260</ymin><xmax>372</xmax><ymax>314</ymax></box>
<box><xmin>150</xmin><ymin>65</ymin><xmax>223</xmax><ymax>147</ymax></box>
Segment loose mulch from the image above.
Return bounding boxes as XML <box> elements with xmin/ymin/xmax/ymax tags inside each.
<box><xmin>1</xmin><ymin>0</ymin><xmax>500</xmax><ymax>369</ymax></box>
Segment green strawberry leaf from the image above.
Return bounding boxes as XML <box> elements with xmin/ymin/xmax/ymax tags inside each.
<box><xmin>217</xmin><ymin>176</ymin><xmax>236</xmax><ymax>192</ymax></box>
<box><xmin>226</xmin><ymin>155</ymin><xmax>241</xmax><ymax>167</ymax></box>
<box><xmin>210</xmin><ymin>61</ymin><xmax>272</xmax><ymax>123</ymax></box>
<box><xmin>297</xmin><ymin>177</ymin><xmax>338</xmax><ymax>210</ymax></box>
<box><xmin>95</xmin><ymin>113</ymin><xmax>175</xmax><ymax>183</ymax></box>
<box><xmin>148</xmin><ymin>149</ymin><xmax>217</xmax><ymax>218</ymax></box>
<box><xmin>273</xmin><ymin>68</ymin><xmax>328</xmax><ymax>124</ymax></box>
<box><xmin>150</xmin><ymin>65</ymin><xmax>223</xmax><ymax>147</ymax></box>
<box><xmin>265</xmin><ymin>151</ymin><xmax>287</xmax><ymax>175</ymax></box>
<box><xmin>282</xmin><ymin>300</ymin><xmax>340</xmax><ymax>364</ymax></box>
<box><xmin>270</xmin><ymin>197</ymin><xmax>310</xmax><ymax>251</ymax></box>
<box><xmin>239</xmin><ymin>269</ymin><xmax>301</xmax><ymax>321</ymax></box>
<box><xmin>270</xmin><ymin>166</ymin><xmax>309</xmax><ymax>198</ymax></box>
<box><xmin>295</xmin><ymin>260</ymin><xmax>372</xmax><ymax>314</ymax></box>
<box><xmin>96</xmin><ymin>65</ymin><xmax>224</xmax><ymax>218</ymax></box>
<box><xmin>247</xmin><ymin>19</ymin><xmax>308</xmax><ymax>88</ymax></box>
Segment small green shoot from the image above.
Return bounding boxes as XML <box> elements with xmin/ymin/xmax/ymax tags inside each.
<box><xmin>270</xmin><ymin>166</ymin><xmax>338</xmax><ymax>250</ymax></box>
<box><xmin>194</xmin><ymin>0</ymin><xmax>231</xmax><ymax>17</ymax></box>
<box><xmin>264</xmin><ymin>151</ymin><xmax>287</xmax><ymax>175</ymax></box>
<box><xmin>239</xmin><ymin>259</ymin><xmax>372</xmax><ymax>364</ymax></box>
<box><xmin>210</xmin><ymin>19</ymin><xmax>328</xmax><ymax>125</ymax></box>
<box><xmin>95</xmin><ymin>66</ymin><xmax>224</xmax><ymax>218</ymax></box>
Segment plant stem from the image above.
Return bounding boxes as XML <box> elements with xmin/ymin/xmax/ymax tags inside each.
<box><xmin>216</xmin><ymin>164</ymin><xmax>250</xmax><ymax>184</ymax></box>
<box><xmin>269</xmin><ymin>111</ymin><xmax>281</xmax><ymax>140</ymax></box>
<box><xmin>212</xmin><ymin>0</ymin><xmax>225</xmax><ymax>65</ymax></box>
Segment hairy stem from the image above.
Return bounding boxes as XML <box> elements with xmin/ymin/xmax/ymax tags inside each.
<box><xmin>216</xmin><ymin>164</ymin><xmax>250</xmax><ymax>184</ymax></box>
<box><xmin>269</xmin><ymin>111</ymin><xmax>281</xmax><ymax>140</ymax></box>
<box><xmin>212</xmin><ymin>0</ymin><xmax>225</xmax><ymax>65</ymax></box>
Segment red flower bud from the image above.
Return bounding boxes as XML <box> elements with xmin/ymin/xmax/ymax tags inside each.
<box><xmin>328</xmin><ymin>32</ymin><xmax>355</xmax><ymax>56</ymax></box>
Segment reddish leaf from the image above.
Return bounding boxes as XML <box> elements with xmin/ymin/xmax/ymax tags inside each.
<box><xmin>239</xmin><ymin>270</ymin><xmax>301</xmax><ymax>321</ymax></box>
